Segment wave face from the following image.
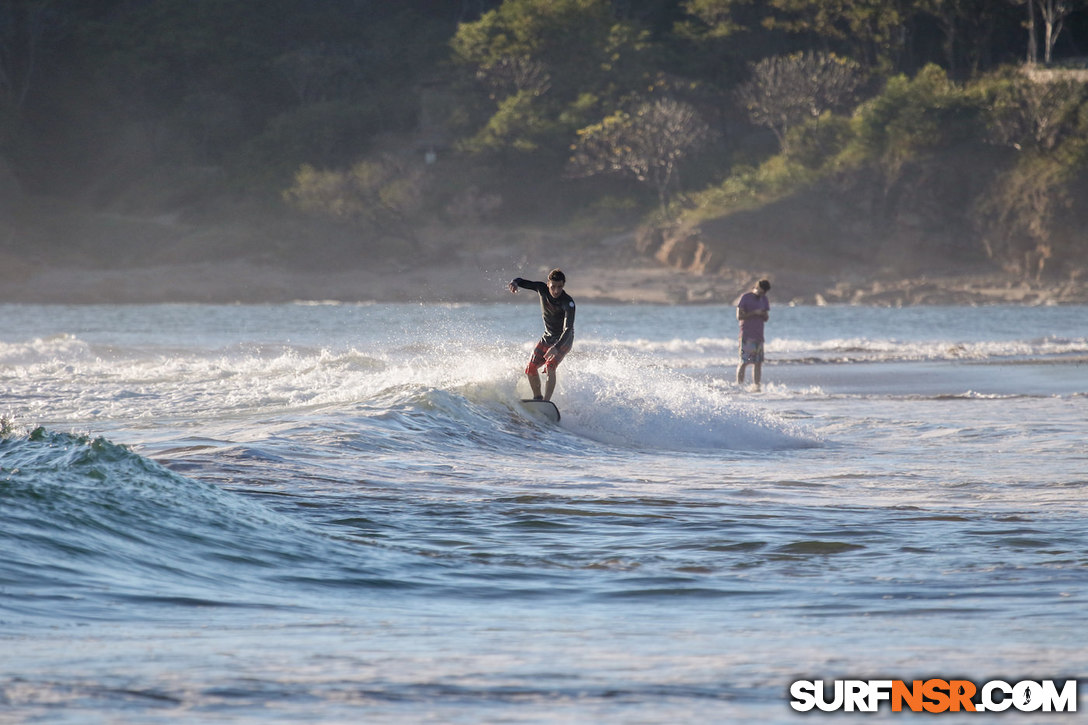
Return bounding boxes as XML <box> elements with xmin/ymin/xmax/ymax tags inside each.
<box><xmin>0</xmin><ymin>429</ymin><xmax>425</xmax><ymax>619</ymax></box>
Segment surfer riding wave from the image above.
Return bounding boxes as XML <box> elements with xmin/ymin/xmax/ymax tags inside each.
<box><xmin>508</xmin><ymin>268</ymin><xmax>575</xmax><ymax>402</ymax></box>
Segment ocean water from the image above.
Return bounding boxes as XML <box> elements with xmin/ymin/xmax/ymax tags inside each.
<box><xmin>1</xmin><ymin>302</ymin><xmax>1085</xmax><ymax>723</ymax></box>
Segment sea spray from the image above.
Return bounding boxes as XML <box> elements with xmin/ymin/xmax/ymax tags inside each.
<box><xmin>559</xmin><ymin>348</ymin><xmax>811</xmax><ymax>451</ymax></box>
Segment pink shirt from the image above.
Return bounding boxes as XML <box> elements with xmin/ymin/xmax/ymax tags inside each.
<box><xmin>737</xmin><ymin>291</ymin><xmax>769</xmax><ymax>340</ymax></box>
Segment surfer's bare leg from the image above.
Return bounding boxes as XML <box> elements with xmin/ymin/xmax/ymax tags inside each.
<box><xmin>736</xmin><ymin>362</ymin><xmax>747</xmax><ymax>385</ymax></box>
<box><xmin>543</xmin><ymin>370</ymin><xmax>556</xmax><ymax>401</ymax></box>
<box><xmin>527</xmin><ymin>372</ymin><xmax>543</xmax><ymax>399</ymax></box>
<box><xmin>753</xmin><ymin>362</ymin><xmax>762</xmax><ymax>390</ymax></box>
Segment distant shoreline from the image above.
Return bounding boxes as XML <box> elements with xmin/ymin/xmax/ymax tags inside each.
<box><xmin>3</xmin><ymin>198</ymin><xmax>1084</xmax><ymax>307</ymax></box>
<box><xmin>4</xmin><ymin>258</ymin><xmax>1085</xmax><ymax>306</ymax></box>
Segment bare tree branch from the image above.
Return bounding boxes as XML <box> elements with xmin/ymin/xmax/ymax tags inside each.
<box><xmin>735</xmin><ymin>51</ymin><xmax>864</xmax><ymax>155</ymax></box>
<box><xmin>568</xmin><ymin>97</ymin><xmax>711</xmax><ymax>213</ymax></box>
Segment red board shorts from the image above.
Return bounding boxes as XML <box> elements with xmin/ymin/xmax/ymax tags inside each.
<box><xmin>526</xmin><ymin>338</ymin><xmax>572</xmax><ymax>375</ymax></box>
<box><xmin>739</xmin><ymin>337</ymin><xmax>764</xmax><ymax>364</ymax></box>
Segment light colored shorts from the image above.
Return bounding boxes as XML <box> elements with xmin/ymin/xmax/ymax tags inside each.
<box><xmin>739</xmin><ymin>338</ymin><xmax>764</xmax><ymax>364</ymax></box>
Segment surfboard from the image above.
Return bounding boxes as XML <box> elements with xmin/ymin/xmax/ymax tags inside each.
<box><xmin>519</xmin><ymin>399</ymin><xmax>561</xmax><ymax>423</ymax></box>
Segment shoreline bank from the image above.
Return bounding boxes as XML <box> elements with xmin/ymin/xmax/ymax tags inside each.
<box><xmin>3</xmin><ymin>258</ymin><xmax>1084</xmax><ymax>306</ymax></box>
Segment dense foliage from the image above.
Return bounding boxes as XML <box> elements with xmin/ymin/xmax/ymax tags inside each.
<box><xmin>2</xmin><ymin>0</ymin><xmax>1087</xmax><ymax>276</ymax></box>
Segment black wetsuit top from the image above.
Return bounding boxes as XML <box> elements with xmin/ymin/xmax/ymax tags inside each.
<box><xmin>513</xmin><ymin>278</ymin><xmax>575</xmax><ymax>348</ymax></box>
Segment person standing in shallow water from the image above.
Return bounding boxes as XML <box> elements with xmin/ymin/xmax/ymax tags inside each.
<box><xmin>736</xmin><ymin>279</ymin><xmax>771</xmax><ymax>391</ymax></box>
<box><xmin>507</xmin><ymin>269</ymin><xmax>575</xmax><ymax>401</ymax></box>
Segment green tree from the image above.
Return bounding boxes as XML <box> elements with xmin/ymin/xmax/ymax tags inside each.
<box><xmin>983</xmin><ymin>71</ymin><xmax>1088</xmax><ymax>151</ymax></box>
<box><xmin>680</xmin><ymin>0</ymin><xmax>757</xmax><ymax>37</ymax></box>
<box><xmin>775</xmin><ymin>0</ymin><xmax>909</xmax><ymax>72</ymax></box>
<box><xmin>284</xmin><ymin>155</ymin><xmax>426</xmax><ymax>246</ymax></box>
<box><xmin>681</xmin><ymin>0</ymin><xmax>911</xmax><ymax>72</ymax></box>
<box><xmin>974</xmin><ymin>70</ymin><xmax>1088</xmax><ymax>278</ymax></box>
<box><xmin>853</xmin><ymin>64</ymin><xmax>982</xmax><ymax>174</ymax></box>
<box><xmin>451</xmin><ymin>0</ymin><xmax>655</xmax><ymax>156</ymax></box>
<box><xmin>975</xmin><ymin>152</ymin><xmax>1079</xmax><ymax>279</ymax></box>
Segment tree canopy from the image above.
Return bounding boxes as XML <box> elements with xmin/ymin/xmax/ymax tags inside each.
<box><xmin>2</xmin><ymin>0</ymin><xmax>1087</xmax><ymax>276</ymax></box>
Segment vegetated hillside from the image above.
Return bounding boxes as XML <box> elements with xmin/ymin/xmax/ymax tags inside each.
<box><xmin>651</xmin><ymin>147</ymin><xmax>996</xmax><ymax>279</ymax></box>
<box><xmin>3</xmin><ymin>1</ymin><xmax>1088</xmax><ymax>304</ymax></box>
<box><xmin>2</xmin><ymin>132</ymin><xmax>1087</xmax><ymax>306</ymax></box>
<box><xmin>642</xmin><ymin>142</ymin><xmax>1088</xmax><ymax>305</ymax></box>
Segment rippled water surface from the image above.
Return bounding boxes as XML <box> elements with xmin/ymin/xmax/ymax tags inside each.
<box><xmin>2</xmin><ymin>303</ymin><xmax>1086</xmax><ymax>722</ymax></box>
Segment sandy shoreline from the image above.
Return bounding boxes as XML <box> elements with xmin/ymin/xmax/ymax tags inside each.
<box><xmin>2</xmin><ymin>203</ymin><xmax>1083</xmax><ymax>306</ymax></box>
<box><xmin>3</xmin><ymin>256</ymin><xmax>1085</xmax><ymax>306</ymax></box>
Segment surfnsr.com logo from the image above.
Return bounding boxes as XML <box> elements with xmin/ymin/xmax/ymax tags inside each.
<box><xmin>790</xmin><ymin>679</ymin><xmax>1078</xmax><ymax>713</ymax></box>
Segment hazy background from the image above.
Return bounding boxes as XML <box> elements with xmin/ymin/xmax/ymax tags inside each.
<box><xmin>2</xmin><ymin>0</ymin><xmax>1087</xmax><ymax>304</ymax></box>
